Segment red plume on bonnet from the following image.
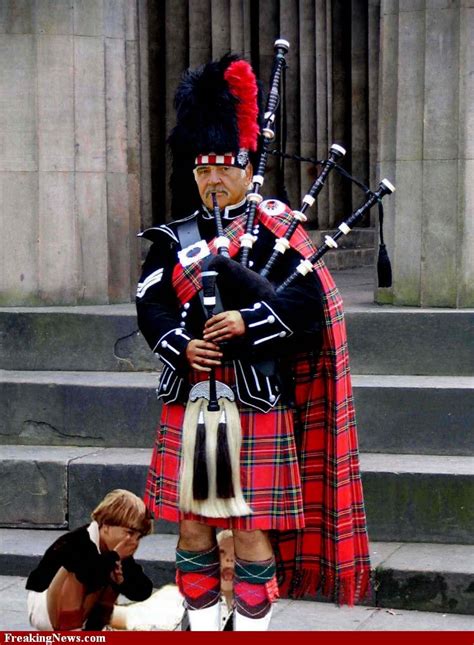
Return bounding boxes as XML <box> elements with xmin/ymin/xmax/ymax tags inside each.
<box><xmin>224</xmin><ymin>60</ymin><xmax>259</xmax><ymax>151</ymax></box>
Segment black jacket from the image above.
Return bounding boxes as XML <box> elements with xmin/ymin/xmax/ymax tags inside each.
<box><xmin>136</xmin><ymin>200</ymin><xmax>324</xmax><ymax>411</ymax></box>
<box><xmin>26</xmin><ymin>524</ymin><xmax>153</xmax><ymax>601</ymax></box>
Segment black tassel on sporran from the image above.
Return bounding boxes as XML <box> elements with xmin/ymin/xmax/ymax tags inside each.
<box><xmin>216</xmin><ymin>417</ymin><xmax>235</xmax><ymax>499</ymax></box>
<box><xmin>192</xmin><ymin>410</ymin><xmax>209</xmax><ymax>500</ymax></box>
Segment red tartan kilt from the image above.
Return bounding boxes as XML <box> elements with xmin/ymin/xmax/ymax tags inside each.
<box><xmin>144</xmin><ymin>364</ymin><xmax>305</xmax><ymax>531</ymax></box>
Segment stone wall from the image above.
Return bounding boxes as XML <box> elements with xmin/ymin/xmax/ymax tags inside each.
<box><xmin>377</xmin><ymin>0</ymin><xmax>474</xmax><ymax>307</ymax></box>
<box><xmin>3</xmin><ymin>1</ymin><xmax>471</xmax><ymax>307</ymax></box>
<box><xmin>0</xmin><ymin>0</ymin><xmax>149</xmax><ymax>305</ymax></box>
<box><xmin>0</xmin><ymin>0</ymin><xmax>381</xmax><ymax>306</ymax></box>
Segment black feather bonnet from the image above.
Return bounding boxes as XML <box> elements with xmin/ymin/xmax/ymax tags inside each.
<box><xmin>168</xmin><ymin>54</ymin><xmax>262</xmax><ymax>218</ymax></box>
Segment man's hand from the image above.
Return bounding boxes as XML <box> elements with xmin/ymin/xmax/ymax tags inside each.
<box><xmin>186</xmin><ymin>339</ymin><xmax>223</xmax><ymax>372</ymax></box>
<box><xmin>203</xmin><ymin>311</ymin><xmax>245</xmax><ymax>343</ymax></box>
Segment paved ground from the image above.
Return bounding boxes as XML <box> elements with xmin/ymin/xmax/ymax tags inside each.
<box><xmin>1</xmin><ymin>576</ymin><xmax>473</xmax><ymax>632</ymax></box>
<box><xmin>333</xmin><ymin>265</ymin><xmax>376</xmax><ymax>306</ymax></box>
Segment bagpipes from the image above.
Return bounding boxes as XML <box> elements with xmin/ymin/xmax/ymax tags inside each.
<box><xmin>208</xmin><ymin>37</ymin><xmax>395</xmax><ymax>303</ymax></box>
<box><xmin>239</xmin><ymin>39</ymin><xmax>290</xmax><ymax>268</ymax></box>
<box><xmin>179</xmin><ymin>39</ymin><xmax>395</xmax><ymax>518</ymax></box>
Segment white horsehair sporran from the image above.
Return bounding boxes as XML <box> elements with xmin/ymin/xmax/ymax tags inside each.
<box><xmin>179</xmin><ymin>379</ymin><xmax>252</xmax><ymax>518</ymax></box>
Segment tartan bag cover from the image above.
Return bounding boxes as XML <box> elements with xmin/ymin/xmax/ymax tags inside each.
<box><xmin>170</xmin><ymin>205</ymin><xmax>371</xmax><ymax>605</ymax></box>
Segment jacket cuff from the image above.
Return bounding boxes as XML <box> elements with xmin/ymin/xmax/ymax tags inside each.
<box><xmin>240</xmin><ymin>301</ymin><xmax>293</xmax><ymax>347</ymax></box>
<box><xmin>153</xmin><ymin>327</ymin><xmax>193</xmax><ymax>371</ymax></box>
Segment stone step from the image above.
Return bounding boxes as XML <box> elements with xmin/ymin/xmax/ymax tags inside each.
<box><xmin>354</xmin><ymin>375</ymin><xmax>474</xmax><ymax>456</ymax></box>
<box><xmin>1</xmin><ymin>371</ymin><xmax>472</xmax><ymax>455</ymax></box>
<box><xmin>0</xmin><ymin>304</ymin><xmax>472</xmax><ymax>376</ymax></box>
<box><xmin>323</xmin><ymin>247</ymin><xmax>375</xmax><ymax>270</ymax></box>
<box><xmin>310</xmin><ymin>229</ymin><xmax>377</xmax><ymax>270</ymax></box>
<box><xmin>360</xmin><ymin>453</ymin><xmax>474</xmax><ymax>544</ymax></box>
<box><xmin>345</xmin><ymin>307</ymin><xmax>474</xmax><ymax>376</ymax></box>
<box><xmin>0</xmin><ymin>530</ymin><xmax>472</xmax><ymax>615</ymax></box>
<box><xmin>0</xmin><ymin>370</ymin><xmax>161</xmax><ymax>448</ymax></box>
<box><xmin>1</xmin><ymin>447</ymin><xmax>472</xmax><ymax>545</ymax></box>
<box><xmin>0</xmin><ymin>305</ymin><xmax>154</xmax><ymax>373</ymax></box>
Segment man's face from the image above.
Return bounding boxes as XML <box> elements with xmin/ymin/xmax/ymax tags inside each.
<box><xmin>194</xmin><ymin>162</ymin><xmax>253</xmax><ymax>210</ymax></box>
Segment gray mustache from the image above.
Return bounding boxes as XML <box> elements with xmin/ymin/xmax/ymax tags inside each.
<box><xmin>205</xmin><ymin>190</ymin><xmax>229</xmax><ymax>198</ymax></box>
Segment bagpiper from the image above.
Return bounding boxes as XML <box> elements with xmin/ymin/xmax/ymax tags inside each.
<box><xmin>136</xmin><ymin>48</ymin><xmax>371</xmax><ymax>631</ymax></box>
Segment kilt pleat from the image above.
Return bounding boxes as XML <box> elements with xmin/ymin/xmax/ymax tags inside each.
<box><xmin>144</xmin><ymin>364</ymin><xmax>305</xmax><ymax>531</ymax></box>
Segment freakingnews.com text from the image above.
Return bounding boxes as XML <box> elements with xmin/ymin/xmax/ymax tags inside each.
<box><xmin>2</xmin><ymin>635</ymin><xmax>106</xmax><ymax>644</ymax></box>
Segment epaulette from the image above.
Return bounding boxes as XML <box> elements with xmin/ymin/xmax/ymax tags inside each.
<box><xmin>138</xmin><ymin>211</ymin><xmax>199</xmax><ymax>243</ymax></box>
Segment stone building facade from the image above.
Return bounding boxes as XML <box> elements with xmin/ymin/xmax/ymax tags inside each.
<box><xmin>0</xmin><ymin>0</ymin><xmax>472</xmax><ymax>307</ymax></box>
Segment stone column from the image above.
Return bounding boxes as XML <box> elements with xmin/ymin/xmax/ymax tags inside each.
<box><xmin>377</xmin><ymin>0</ymin><xmax>474</xmax><ymax>307</ymax></box>
<box><xmin>0</xmin><ymin>0</ymin><xmax>146</xmax><ymax>305</ymax></box>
